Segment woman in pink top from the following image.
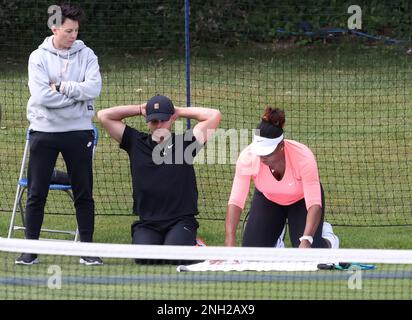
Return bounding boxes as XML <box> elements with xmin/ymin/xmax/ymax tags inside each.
<box><xmin>226</xmin><ymin>107</ymin><xmax>329</xmax><ymax>248</ymax></box>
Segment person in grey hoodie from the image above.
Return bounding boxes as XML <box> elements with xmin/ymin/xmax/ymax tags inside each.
<box><xmin>16</xmin><ymin>3</ymin><xmax>102</xmax><ymax>266</ymax></box>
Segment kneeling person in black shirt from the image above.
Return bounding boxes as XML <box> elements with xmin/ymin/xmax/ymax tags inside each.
<box><xmin>98</xmin><ymin>95</ymin><xmax>221</xmax><ymax>253</ymax></box>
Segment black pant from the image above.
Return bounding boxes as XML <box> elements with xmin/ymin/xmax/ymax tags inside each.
<box><xmin>25</xmin><ymin>130</ymin><xmax>95</xmax><ymax>242</ymax></box>
<box><xmin>131</xmin><ymin>215</ymin><xmax>199</xmax><ymax>264</ymax></box>
<box><xmin>131</xmin><ymin>215</ymin><xmax>199</xmax><ymax>245</ymax></box>
<box><xmin>242</xmin><ymin>187</ymin><xmax>327</xmax><ymax>248</ymax></box>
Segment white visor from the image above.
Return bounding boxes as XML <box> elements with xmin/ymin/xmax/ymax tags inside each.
<box><xmin>250</xmin><ymin>134</ymin><xmax>284</xmax><ymax>156</ymax></box>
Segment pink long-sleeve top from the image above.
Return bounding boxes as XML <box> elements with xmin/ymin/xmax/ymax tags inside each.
<box><xmin>228</xmin><ymin>139</ymin><xmax>322</xmax><ymax>210</ymax></box>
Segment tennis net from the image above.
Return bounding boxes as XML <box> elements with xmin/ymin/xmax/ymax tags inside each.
<box><xmin>1</xmin><ymin>238</ymin><xmax>412</xmax><ymax>300</ymax></box>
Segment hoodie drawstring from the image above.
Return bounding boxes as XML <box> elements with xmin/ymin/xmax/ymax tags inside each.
<box><xmin>57</xmin><ymin>51</ymin><xmax>70</xmax><ymax>79</ymax></box>
<box><xmin>63</xmin><ymin>51</ymin><xmax>70</xmax><ymax>74</ymax></box>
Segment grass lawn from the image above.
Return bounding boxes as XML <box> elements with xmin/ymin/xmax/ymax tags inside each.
<box><xmin>1</xmin><ymin>42</ymin><xmax>411</xmax><ymax>225</ymax></box>
<box><xmin>1</xmin><ymin>214</ymin><xmax>412</xmax><ymax>300</ymax></box>
<box><xmin>0</xmin><ymin>42</ymin><xmax>411</xmax><ymax>299</ymax></box>
<box><xmin>1</xmin><ymin>257</ymin><xmax>411</xmax><ymax>299</ymax></box>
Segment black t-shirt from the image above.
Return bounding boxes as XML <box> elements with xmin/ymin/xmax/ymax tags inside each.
<box><xmin>120</xmin><ymin>125</ymin><xmax>203</xmax><ymax>221</ymax></box>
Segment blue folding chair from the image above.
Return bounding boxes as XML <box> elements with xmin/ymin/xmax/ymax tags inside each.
<box><xmin>7</xmin><ymin>126</ymin><xmax>99</xmax><ymax>241</ymax></box>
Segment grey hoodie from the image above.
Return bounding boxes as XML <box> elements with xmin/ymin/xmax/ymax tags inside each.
<box><xmin>27</xmin><ymin>36</ymin><xmax>102</xmax><ymax>132</ymax></box>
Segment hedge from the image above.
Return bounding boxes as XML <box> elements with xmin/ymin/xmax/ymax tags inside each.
<box><xmin>0</xmin><ymin>0</ymin><xmax>410</xmax><ymax>54</ymax></box>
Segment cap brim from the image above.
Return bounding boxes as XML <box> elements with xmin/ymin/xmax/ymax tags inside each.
<box><xmin>146</xmin><ymin>113</ymin><xmax>173</xmax><ymax>123</ymax></box>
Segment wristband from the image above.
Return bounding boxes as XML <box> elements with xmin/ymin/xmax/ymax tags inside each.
<box><xmin>299</xmin><ymin>235</ymin><xmax>313</xmax><ymax>244</ymax></box>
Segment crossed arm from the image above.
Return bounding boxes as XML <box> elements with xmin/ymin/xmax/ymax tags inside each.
<box><xmin>29</xmin><ymin>52</ymin><xmax>101</xmax><ymax>108</ymax></box>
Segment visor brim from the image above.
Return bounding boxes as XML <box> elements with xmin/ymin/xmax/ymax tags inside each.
<box><xmin>250</xmin><ymin>143</ymin><xmax>278</xmax><ymax>156</ymax></box>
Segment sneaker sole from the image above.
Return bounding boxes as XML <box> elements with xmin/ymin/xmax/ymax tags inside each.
<box><xmin>15</xmin><ymin>258</ymin><xmax>39</xmax><ymax>265</ymax></box>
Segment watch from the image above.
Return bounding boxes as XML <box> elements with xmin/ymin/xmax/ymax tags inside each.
<box><xmin>55</xmin><ymin>83</ymin><xmax>61</xmax><ymax>92</ymax></box>
<box><xmin>299</xmin><ymin>235</ymin><xmax>313</xmax><ymax>244</ymax></box>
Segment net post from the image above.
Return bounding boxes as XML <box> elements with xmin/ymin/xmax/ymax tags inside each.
<box><xmin>185</xmin><ymin>0</ymin><xmax>191</xmax><ymax>130</ymax></box>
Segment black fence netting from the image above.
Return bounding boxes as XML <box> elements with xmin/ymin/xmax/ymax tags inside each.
<box><xmin>0</xmin><ymin>1</ymin><xmax>411</xmax><ymax>226</ymax></box>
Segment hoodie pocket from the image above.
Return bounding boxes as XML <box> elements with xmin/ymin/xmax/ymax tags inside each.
<box><xmin>48</xmin><ymin>102</ymin><xmax>94</xmax><ymax>121</ymax></box>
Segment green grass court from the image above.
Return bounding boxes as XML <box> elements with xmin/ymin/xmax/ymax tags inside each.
<box><xmin>1</xmin><ymin>247</ymin><xmax>412</xmax><ymax>299</ymax></box>
<box><xmin>1</xmin><ymin>43</ymin><xmax>411</xmax><ymax>225</ymax></box>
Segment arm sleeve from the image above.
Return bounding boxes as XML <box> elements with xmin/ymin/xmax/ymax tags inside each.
<box><xmin>227</xmin><ymin>170</ymin><xmax>252</xmax><ymax>210</ymax></box>
<box><xmin>61</xmin><ymin>50</ymin><xmax>102</xmax><ymax>101</ymax></box>
<box><xmin>300</xmin><ymin>154</ymin><xmax>322</xmax><ymax>210</ymax></box>
<box><xmin>120</xmin><ymin>125</ymin><xmax>147</xmax><ymax>152</ymax></box>
<box><xmin>28</xmin><ymin>54</ymin><xmax>76</xmax><ymax>109</ymax></box>
<box><xmin>227</xmin><ymin>149</ymin><xmax>257</xmax><ymax>209</ymax></box>
<box><xmin>119</xmin><ymin>125</ymin><xmax>133</xmax><ymax>152</ymax></box>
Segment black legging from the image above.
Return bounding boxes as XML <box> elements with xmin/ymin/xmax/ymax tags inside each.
<box><xmin>242</xmin><ymin>186</ymin><xmax>327</xmax><ymax>248</ymax></box>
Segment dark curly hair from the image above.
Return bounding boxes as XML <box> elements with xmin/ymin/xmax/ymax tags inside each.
<box><xmin>256</xmin><ymin>107</ymin><xmax>285</xmax><ymax>139</ymax></box>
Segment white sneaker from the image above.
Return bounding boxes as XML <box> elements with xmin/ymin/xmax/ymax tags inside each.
<box><xmin>275</xmin><ymin>226</ymin><xmax>286</xmax><ymax>248</ymax></box>
<box><xmin>322</xmin><ymin>222</ymin><xmax>339</xmax><ymax>249</ymax></box>
<box><xmin>79</xmin><ymin>256</ymin><xmax>103</xmax><ymax>265</ymax></box>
